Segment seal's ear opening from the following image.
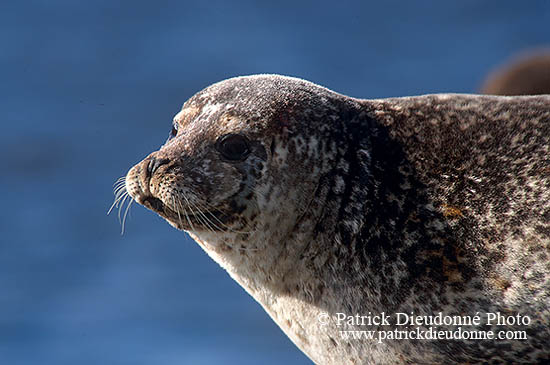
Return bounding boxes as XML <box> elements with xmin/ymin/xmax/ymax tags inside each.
<box><xmin>270</xmin><ymin>136</ymin><xmax>276</xmax><ymax>157</ymax></box>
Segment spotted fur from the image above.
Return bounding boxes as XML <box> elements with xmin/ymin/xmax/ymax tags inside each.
<box><xmin>124</xmin><ymin>75</ymin><xmax>550</xmax><ymax>364</ymax></box>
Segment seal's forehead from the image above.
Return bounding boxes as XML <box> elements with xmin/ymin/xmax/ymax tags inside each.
<box><xmin>173</xmin><ymin>78</ymin><xmax>279</xmax><ymax>134</ymax></box>
<box><xmin>174</xmin><ymin>74</ymin><xmax>348</xmax><ymax>138</ymax></box>
<box><xmin>174</xmin><ymin>106</ymin><xmax>201</xmax><ymax>126</ymax></box>
<box><xmin>183</xmin><ymin>74</ymin><xmax>334</xmax><ymax>109</ymax></box>
<box><xmin>174</xmin><ymin>100</ymin><xmax>261</xmax><ymax>140</ymax></box>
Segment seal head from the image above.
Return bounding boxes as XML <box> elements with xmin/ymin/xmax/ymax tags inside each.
<box><xmin>126</xmin><ymin>75</ymin><xmax>362</xmax><ymax>251</ymax></box>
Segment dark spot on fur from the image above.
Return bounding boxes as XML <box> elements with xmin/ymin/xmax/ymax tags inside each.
<box><xmin>270</xmin><ymin>136</ymin><xmax>276</xmax><ymax>157</ymax></box>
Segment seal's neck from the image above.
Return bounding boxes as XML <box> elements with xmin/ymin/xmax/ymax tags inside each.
<box><xmin>188</xmin><ymin>193</ymin><xmax>325</xmax><ymax>310</ymax></box>
<box><xmin>188</xmin><ymin>105</ymin><xmax>391</xmax><ymax>310</ymax></box>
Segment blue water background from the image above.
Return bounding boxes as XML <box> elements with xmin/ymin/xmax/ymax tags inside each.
<box><xmin>1</xmin><ymin>1</ymin><xmax>549</xmax><ymax>364</ymax></box>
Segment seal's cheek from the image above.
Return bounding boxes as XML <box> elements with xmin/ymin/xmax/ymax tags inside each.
<box><xmin>204</xmin><ymin>167</ymin><xmax>244</xmax><ymax>205</ymax></box>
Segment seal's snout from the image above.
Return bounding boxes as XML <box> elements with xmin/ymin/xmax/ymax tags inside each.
<box><xmin>125</xmin><ymin>154</ymin><xmax>181</xmax><ymax>222</ymax></box>
<box><xmin>147</xmin><ymin>156</ymin><xmax>170</xmax><ymax>177</ymax></box>
<box><xmin>124</xmin><ymin>160</ymin><xmax>149</xmax><ymax>203</ymax></box>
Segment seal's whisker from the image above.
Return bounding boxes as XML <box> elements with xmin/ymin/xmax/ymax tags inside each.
<box><xmin>195</xmin><ymin>201</ymin><xmax>257</xmax><ymax>235</ymax></box>
<box><xmin>173</xmin><ymin>195</ymin><xmax>194</xmax><ymax>232</ymax></box>
<box><xmin>181</xmin><ymin>194</ymin><xmax>197</xmax><ymax>231</ymax></box>
<box><xmin>172</xmin><ymin>196</ymin><xmax>185</xmax><ymax>229</ymax></box>
<box><xmin>192</xmin><ymin>192</ymin><xmax>260</xmax><ymax>235</ymax></box>
<box><xmin>191</xmin><ymin>208</ymin><xmax>212</xmax><ymax>232</ymax></box>
<box><xmin>113</xmin><ymin>176</ymin><xmax>126</xmax><ymax>186</ymax></box>
<box><xmin>189</xmin><ymin>200</ymin><xmax>219</xmax><ymax>233</ymax></box>
<box><xmin>113</xmin><ymin>190</ymin><xmax>125</xmax><ymax>202</ymax></box>
<box><xmin>113</xmin><ymin>180</ymin><xmax>125</xmax><ymax>191</ymax></box>
<box><xmin>193</xmin><ymin>204</ymin><xmax>260</xmax><ymax>252</ymax></box>
<box><xmin>113</xmin><ymin>182</ymin><xmax>127</xmax><ymax>196</ymax></box>
<box><xmin>117</xmin><ymin>193</ymin><xmax>130</xmax><ymax>224</ymax></box>
<box><xmin>108</xmin><ymin>176</ymin><xmax>128</xmax><ymax>215</ymax></box>
<box><xmin>194</xmin><ymin>201</ymin><xmax>238</xmax><ymax>235</ymax></box>
<box><xmin>115</xmin><ymin>194</ymin><xmax>127</xmax><ymax>222</ymax></box>
<box><xmin>108</xmin><ymin>189</ymin><xmax>128</xmax><ymax>215</ymax></box>
<box><xmin>107</xmin><ymin>198</ymin><xmax>120</xmax><ymax>216</ymax></box>
<box><xmin>177</xmin><ymin>198</ymin><xmax>195</xmax><ymax>231</ymax></box>
<box><xmin>113</xmin><ymin>180</ymin><xmax>127</xmax><ymax>197</ymax></box>
<box><xmin>236</xmin><ymin>245</ymin><xmax>260</xmax><ymax>252</ymax></box>
<box><xmin>204</xmin><ymin>211</ymin><xmax>251</xmax><ymax>234</ymax></box>
<box><xmin>121</xmin><ymin>198</ymin><xmax>133</xmax><ymax>235</ymax></box>
<box><xmin>191</xmin><ymin>202</ymin><xmax>222</xmax><ymax>232</ymax></box>
<box><xmin>178</xmin><ymin>196</ymin><xmax>209</xmax><ymax>230</ymax></box>
<box><xmin>112</xmin><ymin>180</ymin><xmax>125</xmax><ymax>192</ymax></box>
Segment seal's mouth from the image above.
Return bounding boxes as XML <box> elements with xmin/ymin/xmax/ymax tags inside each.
<box><xmin>138</xmin><ymin>195</ymin><xmax>177</xmax><ymax>222</ymax></box>
<box><xmin>142</xmin><ymin>196</ymin><xmax>165</xmax><ymax>213</ymax></box>
<box><xmin>140</xmin><ymin>194</ymin><xmax>188</xmax><ymax>219</ymax></box>
<box><xmin>139</xmin><ymin>194</ymin><xmax>225</xmax><ymax>231</ymax></box>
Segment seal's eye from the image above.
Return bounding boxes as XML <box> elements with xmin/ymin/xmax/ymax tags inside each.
<box><xmin>217</xmin><ymin>134</ymin><xmax>250</xmax><ymax>161</ymax></box>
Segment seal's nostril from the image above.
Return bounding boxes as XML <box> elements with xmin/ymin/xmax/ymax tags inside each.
<box><xmin>147</xmin><ymin>157</ymin><xmax>170</xmax><ymax>176</ymax></box>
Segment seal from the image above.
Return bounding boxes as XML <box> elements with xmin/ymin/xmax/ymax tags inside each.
<box><xmin>481</xmin><ymin>49</ymin><xmax>550</xmax><ymax>95</ymax></box>
<box><xmin>120</xmin><ymin>75</ymin><xmax>550</xmax><ymax>364</ymax></box>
